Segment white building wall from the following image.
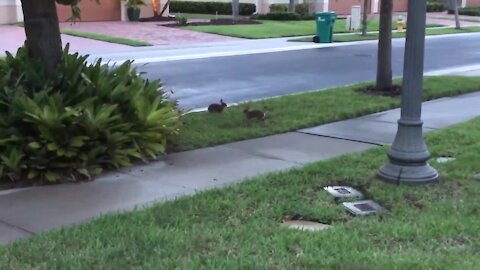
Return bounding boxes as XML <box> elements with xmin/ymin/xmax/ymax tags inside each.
<box><xmin>0</xmin><ymin>0</ymin><xmax>23</xmax><ymax>24</ymax></box>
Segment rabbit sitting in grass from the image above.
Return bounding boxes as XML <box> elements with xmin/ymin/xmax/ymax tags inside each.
<box><xmin>208</xmin><ymin>99</ymin><xmax>227</xmax><ymax>113</ymax></box>
<box><xmin>243</xmin><ymin>108</ymin><xmax>266</xmax><ymax>121</ymax></box>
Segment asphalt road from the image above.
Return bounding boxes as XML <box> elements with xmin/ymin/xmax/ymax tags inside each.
<box><xmin>139</xmin><ymin>34</ymin><xmax>480</xmax><ymax>109</ymax></box>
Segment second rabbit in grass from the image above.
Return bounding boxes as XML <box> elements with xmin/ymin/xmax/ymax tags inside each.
<box><xmin>243</xmin><ymin>108</ymin><xmax>266</xmax><ymax>121</ymax></box>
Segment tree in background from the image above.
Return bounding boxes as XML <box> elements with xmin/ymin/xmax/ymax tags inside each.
<box><xmin>376</xmin><ymin>0</ymin><xmax>393</xmax><ymax>91</ymax></box>
<box><xmin>289</xmin><ymin>0</ymin><xmax>295</xmax><ymax>12</ymax></box>
<box><xmin>450</xmin><ymin>0</ymin><xmax>461</xmax><ymax>29</ymax></box>
<box><xmin>150</xmin><ymin>0</ymin><xmax>171</xmax><ymax>17</ymax></box>
<box><xmin>151</xmin><ymin>0</ymin><xmax>159</xmax><ymax>16</ymax></box>
<box><xmin>361</xmin><ymin>0</ymin><xmax>371</xmax><ymax>36</ymax></box>
<box><xmin>232</xmin><ymin>0</ymin><xmax>239</xmax><ymax>21</ymax></box>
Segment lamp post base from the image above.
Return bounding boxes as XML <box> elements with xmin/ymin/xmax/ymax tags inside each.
<box><xmin>377</xmin><ymin>162</ymin><xmax>439</xmax><ymax>185</ymax></box>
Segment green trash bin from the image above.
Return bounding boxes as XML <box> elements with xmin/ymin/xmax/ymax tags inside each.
<box><xmin>314</xmin><ymin>12</ymin><xmax>336</xmax><ymax>43</ymax></box>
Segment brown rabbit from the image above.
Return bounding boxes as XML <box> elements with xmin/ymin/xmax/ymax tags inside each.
<box><xmin>244</xmin><ymin>108</ymin><xmax>266</xmax><ymax>121</ymax></box>
<box><xmin>208</xmin><ymin>99</ymin><xmax>227</xmax><ymax>113</ymax></box>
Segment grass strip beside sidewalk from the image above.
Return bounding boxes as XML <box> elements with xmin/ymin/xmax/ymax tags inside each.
<box><xmin>289</xmin><ymin>26</ymin><xmax>480</xmax><ymax>43</ymax></box>
<box><xmin>2</xmin><ymin>113</ymin><xmax>480</xmax><ymax>269</ymax></box>
<box><xmin>178</xmin><ymin>76</ymin><xmax>480</xmax><ymax>150</ymax></box>
<box><xmin>61</xmin><ymin>29</ymin><xmax>152</xmax><ymax>47</ymax></box>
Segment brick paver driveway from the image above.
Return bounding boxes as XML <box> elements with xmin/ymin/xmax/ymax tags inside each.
<box><xmin>59</xmin><ymin>21</ymin><xmax>241</xmax><ymax>46</ymax></box>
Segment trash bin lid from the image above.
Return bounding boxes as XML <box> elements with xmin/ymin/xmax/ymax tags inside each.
<box><xmin>316</xmin><ymin>11</ymin><xmax>336</xmax><ymax>15</ymax></box>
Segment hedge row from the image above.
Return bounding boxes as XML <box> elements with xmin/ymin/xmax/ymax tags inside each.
<box><xmin>426</xmin><ymin>2</ymin><xmax>446</xmax><ymax>12</ymax></box>
<box><xmin>449</xmin><ymin>7</ymin><xmax>480</xmax><ymax>16</ymax></box>
<box><xmin>170</xmin><ymin>1</ymin><xmax>256</xmax><ymax>16</ymax></box>
<box><xmin>269</xmin><ymin>3</ymin><xmax>309</xmax><ymax>15</ymax></box>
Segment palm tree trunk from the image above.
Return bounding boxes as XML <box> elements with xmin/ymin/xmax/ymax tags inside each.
<box><xmin>232</xmin><ymin>0</ymin><xmax>239</xmax><ymax>22</ymax></box>
<box><xmin>452</xmin><ymin>0</ymin><xmax>461</xmax><ymax>29</ymax></box>
<box><xmin>289</xmin><ymin>0</ymin><xmax>295</xmax><ymax>12</ymax></box>
<box><xmin>376</xmin><ymin>0</ymin><xmax>393</xmax><ymax>91</ymax></box>
<box><xmin>362</xmin><ymin>0</ymin><xmax>370</xmax><ymax>36</ymax></box>
<box><xmin>21</xmin><ymin>0</ymin><xmax>62</xmax><ymax>78</ymax></box>
<box><xmin>151</xmin><ymin>0</ymin><xmax>159</xmax><ymax>17</ymax></box>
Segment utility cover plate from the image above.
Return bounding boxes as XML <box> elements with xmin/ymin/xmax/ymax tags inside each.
<box><xmin>324</xmin><ymin>186</ymin><xmax>362</xmax><ymax>198</ymax></box>
<box><xmin>342</xmin><ymin>200</ymin><xmax>385</xmax><ymax>216</ymax></box>
<box><xmin>282</xmin><ymin>220</ymin><xmax>331</xmax><ymax>232</ymax></box>
<box><xmin>436</xmin><ymin>157</ymin><xmax>456</xmax><ymax>163</ymax></box>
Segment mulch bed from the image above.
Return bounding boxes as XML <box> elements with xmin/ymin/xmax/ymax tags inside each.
<box><xmin>187</xmin><ymin>18</ymin><xmax>261</xmax><ymax>26</ymax></box>
<box><xmin>163</xmin><ymin>18</ymin><xmax>261</xmax><ymax>27</ymax></box>
<box><xmin>356</xmin><ymin>84</ymin><xmax>402</xmax><ymax>97</ymax></box>
<box><xmin>139</xmin><ymin>16</ymin><xmax>176</xmax><ymax>22</ymax></box>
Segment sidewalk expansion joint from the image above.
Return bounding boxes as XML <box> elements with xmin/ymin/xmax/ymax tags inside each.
<box><xmin>0</xmin><ymin>219</ymin><xmax>35</xmax><ymax>235</ymax></box>
<box><xmin>295</xmin><ymin>131</ymin><xmax>385</xmax><ymax>147</ymax></box>
<box><xmin>218</xmin><ymin>145</ymin><xmax>304</xmax><ymax>166</ymax></box>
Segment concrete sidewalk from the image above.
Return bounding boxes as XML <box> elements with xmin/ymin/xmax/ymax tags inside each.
<box><xmin>2</xmin><ymin>87</ymin><xmax>480</xmax><ymax>244</ymax></box>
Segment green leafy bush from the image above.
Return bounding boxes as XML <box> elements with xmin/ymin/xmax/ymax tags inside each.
<box><xmin>269</xmin><ymin>4</ymin><xmax>288</xmax><ymax>13</ymax></box>
<box><xmin>170</xmin><ymin>1</ymin><xmax>256</xmax><ymax>16</ymax></box>
<box><xmin>0</xmin><ymin>46</ymin><xmax>181</xmax><ymax>184</ymax></box>
<box><xmin>251</xmin><ymin>12</ymin><xmax>314</xmax><ymax>21</ymax></box>
<box><xmin>176</xmin><ymin>15</ymin><xmax>188</xmax><ymax>26</ymax></box>
<box><xmin>295</xmin><ymin>3</ymin><xmax>309</xmax><ymax>15</ymax></box>
<box><xmin>426</xmin><ymin>2</ymin><xmax>445</xmax><ymax>12</ymax></box>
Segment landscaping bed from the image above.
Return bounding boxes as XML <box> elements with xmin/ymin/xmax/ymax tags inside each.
<box><xmin>138</xmin><ymin>16</ymin><xmax>176</xmax><ymax>22</ymax></box>
<box><xmin>182</xmin><ymin>18</ymin><xmax>261</xmax><ymax>26</ymax></box>
<box><xmin>170</xmin><ymin>1</ymin><xmax>255</xmax><ymax>16</ymax></box>
<box><xmin>0</xmin><ymin>47</ymin><xmax>180</xmax><ymax>185</ymax></box>
<box><xmin>356</xmin><ymin>84</ymin><xmax>402</xmax><ymax>97</ymax></box>
<box><xmin>164</xmin><ymin>18</ymin><xmax>261</xmax><ymax>27</ymax></box>
<box><xmin>171</xmin><ymin>13</ymin><xmax>244</xmax><ymax>20</ymax></box>
<box><xmin>1</xmin><ymin>114</ymin><xmax>479</xmax><ymax>268</ymax></box>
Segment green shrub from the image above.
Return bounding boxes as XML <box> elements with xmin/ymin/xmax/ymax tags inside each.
<box><xmin>295</xmin><ymin>3</ymin><xmax>309</xmax><ymax>15</ymax></box>
<box><xmin>426</xmin><ymin>2</ymin><xmax>445</xmax><ymax>12</ymax></box>
<box><xmin>251</xmin><ymin>12</ymin><xmax>314</xmax><ymax>21</ymax></box>
<box><xmin>239</xmin><ymin>3</ymin><xmax>255</xmax><ymax>15</ymax></box>
<box><xmin>452</xmin><ymin>7</ymin><xmax>480</xmax><ymax>16</ymax></box>
<box><xmin>176</xmin><ymin>15</ymin><xmax>188</xmax><ymax>26</ymax></box>
<box><xmin>0</xmin><ymin>45</ymin><xmax>181</xmax><ymax>184</ymax></box>
<box><xmin>269</xmin><ymin>4</ymin><xmax>288</xmax><ymax>13</ymax></box>
<box><xmin>170</xmin><ymin>1</ymin><xmax>256</xmax><ymax>16</ymax></box>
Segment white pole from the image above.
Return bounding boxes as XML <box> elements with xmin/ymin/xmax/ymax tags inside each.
<box><xmin>15</xmin><ymin>0</ymin><xmax>24</xmax><ymax>22</ymax></box>
<box><xmin>372</xmin><ymin>0</ymin><xmax>379</xmax><ymax>13</ymax></box>
<box><xmin>322</xmin><ymin>0</ymin><xmax>329</xmax><ymax>12</ymax></box>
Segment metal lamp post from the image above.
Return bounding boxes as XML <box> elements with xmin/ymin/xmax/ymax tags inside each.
<box><xmin>377</xmin><ymin>0</ymin><xmax>439</xmax><ymax>185</ymax></box>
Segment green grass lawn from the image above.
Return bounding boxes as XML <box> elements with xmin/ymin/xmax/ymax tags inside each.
<box><xmin>60</xmin><ymin>29</ymin><xmax>152</xmax><ymax>46</ymax></box>
<box><xmin>431</xmin><ymin>15</ymin><xmax>480</xmax><ymax>23</ymax></box>
<box><xmin>183</xmin><ymin>19</ymin><xmax>378</xmax><ymax>39</ymax></box>
<box><xmin>178</xmin><ymin>76</ymin><xmax>480</xmax><ymax>151</ymax></box>
<box><xmin>290</xmin><ymin>26</ymin><xmax>480</xmax><ymax>43</ymax></box>
<box><xmin>2</xmin><ymin>114</ymin><xmax>480</xmax><ymax>269</ymax></box>
<box><xmin>335</xmin><ymin>26</ymin><xmax>480</xmax><ymax>42</ymax></box>
<box><xmin>183</xmin><ymin>18</ymin><xmax>444</xmax><ymax>39</ymax></box>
